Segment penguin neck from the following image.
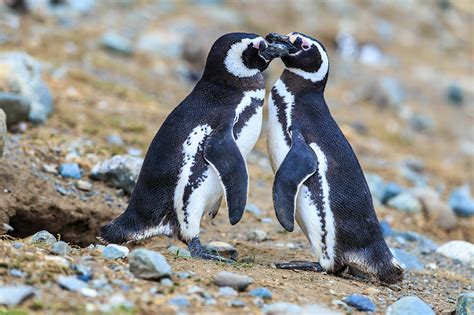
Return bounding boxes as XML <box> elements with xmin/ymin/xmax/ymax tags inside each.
<box><xmin>280</xmin><ymin>69</ymin><xmax>327</xmax><ymax>95</ymax></box>
<box><xmin>201</xmin><ymin>70</ymin><xmax>265</xmax><ymax>92</ymax></box>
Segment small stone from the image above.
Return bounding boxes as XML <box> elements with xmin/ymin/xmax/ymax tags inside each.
<box><xmin>30</xmin><ymin>230</ymin><xmax>57</xmax><ymax>245</ymax></box>
<box><xmin>91</xmin><ymin>155</ymin><xmax>143</xmax><ymax>194</ymax></box>
<box><xmin>51</xmin><ymin>241</ymin><xmax>71</xmax><ymax>256</ymax></box>
<box><xmin>168</xmin><ymin>295</ymin><xmax>190</xmax><ymax>307</ymax></box>
<box><xmin>436</xmin><ymin>240</ymin><xmax>474</xmax><ymax>266</ymax></box>
<box><xmin>390</xmin><ymin>248</ymin><xmax>424</xmax><ymax>271</ymax></box>
<box><xmin>456</xmin><ymin>292</ymin><xmax>474</xmax><ymax>315</ymax></box>
<box><xmin>409</xmin><ymin>113</ymin><xmax>435</xmax><ymax>132</ymax></box>
<box><xmin>343</xmin><ymin>294</ymin><xmax>376</xmax><ymax>312</ymax></box>
<box><xmin>449</xmin><ymin>186</ymin><xmax>474</xmax><ymax>217</ymax></box>
<box><xmin>76</xmin><ymin>180</ymin><xmax>92</xmax><ymax>191</ymax></box>
<box><xmin>178</xmin><ymin>272</ymin><xmax>191</xmax><ymax>279</ymax></box>
<box><xmin>0</xmin><ymin>286</ymin><xmax>35</xmax><ymax>306</ymax></box>
<box><xmin>446</xmin><ymin>83</ymin><xmax>464</xmax><ymax>106</ymax></box>
<box><xmin>213</xmin><ymin>271</ymin><xmax>253</xmax><ymax>292</ymax></box>
<box><xmin>382</xmin><ymin>182</ymin><xmax>404</xmax><ymax>204</ymax></box>
<box><xmin>101</xmin><ymin>32</ymin><xmax>133</xmax><ymax>56</ymax></box>
<box><xmin>167</xmin><ymin>245</ymin><xmax>192</xmax><ymax>258</ymax></box>
<box><xmin>103</xmin><ymin>244</ymin><xmax>129</xmax><ymax>259</ymax></box>
<box><xmin>59</xmin><ymin>163</ymin><xmax>82</xmax><ymax>179</ymax></box>
<box><xmin>0</xmin><ymin>109</ymin><xmax>6</xmax><ymax>158</ymax></box>
<box><xmin>249</xmin><ymin>287</ymin><xmax>272</xmax><ymax>300</ymax></box>
<box><xmin>10</xmin><ymin>268</ymin><xmax>26</xmax><ymax>277</ymax></box>
<box><xmin>42</xmin><ymin>163</ymin><xmax>58</xmax><ymax>174</ymax></box>
<box><xmin>129</xmin><ymin>248</ymin><xmax>172</xmax><ymax>280</ymax></box>
<box><xmin>387</xmin><ymin>192</ymin><xmax>422</xmax><ymax>213</ymax></box>
<box><xmin>229</xmin><ymin>300</ymin><xmax>246</xmax><ymax>308</ymax></box>
<box><xmin>204</xmin><ymin>241</ymin><xmax>238</xmax><ymax>260</ymax></box>
<box><xmin>263</xmin><ymin>302</ymin><xmax>302</xmax><ymax>315</ymax></box>
<box><xmin>246</xmin><ymin>229</ymin><xmax>267</xmax><ymax>242</ymax></box>
<box><xmin>219</xmin><ymin>286</ymin><xmax>238</xmax><ymax>297</ymax></box>
<box><xmin>0</xmin><ymin>93</ymin><xmax>30</xmax><ymax>125</ymax></box>
<box><xmin>379</xmin><ymin>220</ymin><xmax>393</xmax><ymax>237</ymax></box>
<box><xmin>261</xmin><ymin>217</ymin><xmax>273</xmax><ymax>224</ymax></box>
<box><xmin>386</xmin><ymin>296</ymin><xmax>434</xmax><ymax>315</ymax></box>
<box><xmin>363</xmin><ymin>287</ymin><xmax>380</xmax><ymax>296</ymax></box>
<box><xmin>79</xmin><ymin>287</ymin><xmax>98</xmax><ymax>298</ymax></box>
<box><xmin>57</xmin><ymin>276</ymin><xmax>88</xmax><ymax>291</ymax></box>
<box><xmin>160</xmin><ymin>278</ymin><xmax>174</xmax><ymax>287</ymax></box>
<box><xmin>106</xmin><ymin>134</ymin><xmax>125</xmax><ymax>146</ymax></box>
<box><xmin>393</xmin><ymin>231</ymin><xmax>438</xmax><ymax>254</ymax></box>
<box><xmin>411</xmin><ymin>187</ymin><xmax>457</xmax><ymax>229</ymax></box>
<box><xmin>245</xmin><ymin>203</ymin><xmax>262</xmax><ymax>216</ymax></box>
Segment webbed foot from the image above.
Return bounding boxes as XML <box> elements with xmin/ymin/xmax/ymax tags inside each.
<box><xmin>188</xmin><ymin>237</ymin><xmax>234</xmax><ymax>263</ymax></box>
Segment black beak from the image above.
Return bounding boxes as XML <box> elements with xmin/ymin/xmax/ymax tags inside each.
<box><xmin>259</xmin><ymin>34</ymin><xmax>296</xmax><ymax>60</ymax></box>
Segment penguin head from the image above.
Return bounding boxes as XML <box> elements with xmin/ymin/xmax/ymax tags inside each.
<box><xmin>202</xmin><ymin>32</ymin><xmax>285</xmax><ymax>83</ymax></box>
<box><xmin>267</xmin><ymin>32</ymin><xmax>329</xmax><ymax>84</ymax></box>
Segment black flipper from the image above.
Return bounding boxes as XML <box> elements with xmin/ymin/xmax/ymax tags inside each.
<box><xmin>204</xmin><ymin>125</ymin><xmax>248</xmax><ymax>225</ymax></box>
<box><xmin>273</xmin><ymin>129</ymin><xmax>317</xmax><ymax>232</ymax></box>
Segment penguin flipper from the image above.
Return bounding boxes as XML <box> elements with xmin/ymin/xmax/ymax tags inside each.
<box><xmin>204</xmin><ymin>126</ymin><xmax>248</xmax><ymax>225</ymax></box>
<box><xmin>273</xmin><ymin>129</ymin><xmax>317</xmax><ymax>232</ymax></box>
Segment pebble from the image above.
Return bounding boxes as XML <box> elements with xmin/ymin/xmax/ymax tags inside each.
<box><xmin>263</xmin><ymin>302</ymin><xmax>302</xmax><ymax>315</ymax></box>
<box><xmin>456</xmin><ymin>292</ymin><xmax>474</xmax><ymax>315</ymax></box>
<box><xmin>106</xmin><ymin>134</ymin><xmax>125</xmax><ymax>146</ymax></box>
<box><xmin>160</xmin><ymin>278</ymin><xmax>174</xmax><ymax>287</ymax></box>
<box><xmin>249</xmin><ymin>287</ymin><xmax>272</xmax><ymax>300</ymax></box>
<box><xmin>129</xmin><ymin>248</ymin><xmax>172</xmax><ymax>280</ymax></box>
<box><xmin>30</xmin><ymin>230</ymin><xmax>57</xmax><ymax>245</ymax></box>
<box><xmin>57</xmin><ymin>276</ymin><xmax>88</xmax><ymax>291</ymax></box>
<box><xmin>411</xmin><ymin>187</ymin><xmax>457</xmax><ymax>229</ymax></box>
<box><xmin>42</xmin><ymin>163</ymin><xmax>58</xmax><ymax>174</ymax></box>
<box><xmin>245</xmin><ymin>203</ymin><xmax>262</xmax><ymax>217</ymax></box>
<box><xmin>229</xmin><ymin>300</ymin><xmax>246</xmax><ymax>308</ymax></box>
<box><xmin>101</xmin><ymin>32</ymin><xmax>133</xmax><ymax>56</ymax></box>
<box><xmin>436</xmin><ymin>240</ymin><xmax>474</xmax><ymax>266</ymax></box>
<box><xmin>449</xmin><ymin>186</ymin><xmax>474</xmax><ymax>217</ymax></box>
<box><xmin>204</xmin><ymin>241</ymin><xmax>238</xmax><ymax>260</ymax></box>
<box><xmin>51</xmin><ymin>241</ymin><xmax>71</xmax><ymax>256</ymax></box>
<box><xmin>382</xmin><ymin>182</ymin><xmax>404</xmax><ymax>204</ymax></box>
<box><xmin>386</xmin><ymin>296</ymin><xmax>434</xmax><ymax>315</ymax></box>
<box><xmin>408</xmin><ymin>113</ymin><xmax>435</xmax><ymax>132</ymax></box>
<box><xmin>343</xmin><ymin>294</ymin><xmax>376</xmax><ymax>312</ymax></box>
<box><xmin>219</xmin><ymin>286</ymin><xmax>238</xmax><ymax>297</ymax></box>
<box><xmin>390</xmin><ymin>248</ymin><xmax>424</xmax><ymax>271</ymax></box>
<box><xmin>91</xmin><ymin>155</ymin><xmax>143</xmax><ymax>194</ymax></box>
<box><xmin>213</xmin><ymin>271</ymin><xmax>253</xmax><ymax>292</ymax></box>
<box><xmin>178</xmin><ymin>272</ymin><xmax>191</xmax><ymax>279</ymax></box>
<box><xmin>167</xmin><ymin>245</ymin><xmax>192</xmax><ymax>258</ymax></box>
<box><xmin>103</xmin><ymin>244</ymin><xmax>129</xmax><ymax>259</ymax></box>
<box><xmin>246</xmin><ymin>229</ymin><xmax>268</xmax><ymax>242</ymax></box>
<box><xmin>76</xmin><ymin>180</ymin><xmax>92</xmax><ymax>191</ymax></box>
<box><xmin>261</xmin><ymin>217</ymin><xmax>273</xmax><ymax>224</ymax></box>
<box><xmin>446</xmin><ymin>83</ymin><xmax>464</xmax><ymax>105</ymax></box>
<box><xmin>387</xmin><ymin>192</ymin><xmax>422</xmax><ymax>213</ymax></box>
<box><xmin>0</xmin><ymin>92</ymin><xmax>31</xmax><ymax>125</ymax></box>
<box><xmin>0</xmin><ymin>109</ymin><xmax>6</xmax><ymax>158</ymax></box>
<box><xmin>59</xmin><ymin>163</ymin><xmax>82</xmax><ymax>179</ymax></box>
<box><xmin>0</xmin><ymin>285</ymin><xmax>35</xmax><ymax>306</ymax></box>
<box><xmin>168</xmin><ymin>295</ymin><xmax>190</xmax><ymax>307</ymax></box>
<box><xmin>393</xmin><ymin>231</ymin><xmax>438</xmax><ymax>254</ymax></box>
<box><xmin>10</xmin><ymin>268</ymin><xmax>26</xmax><ymax>277</ymax></box>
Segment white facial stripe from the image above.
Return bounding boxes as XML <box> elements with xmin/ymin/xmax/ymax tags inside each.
<box><xmin>224</xmin><ymin>37</ymin><xmax>264</xmax><ymax>78</ymax></box>
<box><xmin>287</xmin><ymin>33</ymin><xmax>329</xmax><ymax>83</ymax></box>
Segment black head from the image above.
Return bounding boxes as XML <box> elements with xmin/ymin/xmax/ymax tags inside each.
<box><xmin>266</xmin><ymin>32</ymin><xmax>329</xmax><ymax>84</ymax></box>
<box><xmin>201</xmin><ymin>32</ymin><xmax>287</xmax><ymax>86</ymax></box>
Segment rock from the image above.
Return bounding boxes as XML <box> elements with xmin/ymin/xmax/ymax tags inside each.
<box><xmin>261</xmin><ymin>217</ymin><xmax>273</xmax><ymax>224</ymax></box>
<box><xmin>0</xmin><ymin>52</ymin><xmax>54</xmax><ymax>124</ymax></box>
<box><xmin>91</xmin><ymin>155</ymin><xmax>143</xmax><ymax>194</ymax></box>
<box><xmin>446</xmin><ymin>83</ymin><xmax>464</xmax><ymax>106</ymax></box>
<box><xmin>359</xmin><ymin>44</ymin><xmax>385</xmax><ymax>66</ymax></box>
<box><xmin>126</xmin><ymin>147</ymin><xmax>142</xmax><ymax>157</ymax></box>
<box><xmin>59</xmin><ymin>163</ymin><xmax>82</xmax><ymax>179</ymax></box>
<box><xmin>263</xmin><ymin>302</ymin><xmax>302</xmax><ymax>315</ymax></box>
<box><xmin>42</xmin><ymin>163</ymin><xmax>58</xmax><ymax>174</ymax></box>
<box><xmin>204</xmin><ymin>241</ymin><xmax>238</xmax><ymax>260</ymax></box>
<box><xmin>101</xmin><ymin>32</ymin><xmax>133</xmax><ymax>56</ymax></box>
<box><xmin>393</xmin><ymin>231</ymin><xmax>438</xmax><ymax>254</ymax></box>
<box><xmin>302</xmin><ymin>304</ymin><xmax>342</xmax><ymax>314</ymax></box>
<box><xmin>456</xmin><ymin>292</ymin><xmax>474</xmax><ymax>315</ymax></box>
<box><xmin>379</xmin><ymin>220</ymin><xmax>393</xmax><ymax>237</ymax></box>
<box><xmin>213</xmin><ymin>271</ymin><xmax>253</xmax><ymax>292</ymax></box>
<box><xmin>129</xmin><ymin>248</ymin><xmax>172</xmax><ymax>280</ymax></box>
<box><xmin>436</xmin><ymin>240</ymin><xmax>474</xmax><ymax>266</ymax></box>
<box><xmin>229</xmin><ymin>300</ymin><xmax>246</xmax><ymax>308</ymax></box>
<box><xmin>246</xmin><ymin>229</ymin><xmax>267</xmax><ymax>242</ymax></box>
<box><xmin>386</xmin><ymin>296</ymin><xmax>434</xmax><ymax>315</ymax></box>
<box><xmin>51</xmin><ymin>241</ymin><xmax>71</xmax><ymax>256</ymax></box>
<box><xmin>57</xmin><ymin>276</ymin><xmax>88</xmax><ymax>291</ymax></box>
<box><xmin>106</xmin><ymin>134</ymin><xmax>125</xmax><ymax>146</ymax></box>
<box><xmin>74</xmin><ymin>264</ymin><xmax>93</xmax><ymax>282</ymax></box>
<box><xmin>0</xmin><ymin>109</ymin><xmax>5</xmax><ymax>158</ymax></box>
<box><xmin>219</xmin><ymin>286</ymin><xmax>238</xmax><ymax>297</ymax></box>
<box><xmin>365</xmin><ymin>173</ymin><xmax>385</xmax><ymax>202</ymax></box>
<box><xmin>390</xmin><ymin>248</ymin><xmax>424</xmax><ymax>271</ymax></box>
<box><xmin>30</xmin><ymin>230</ymin><xmax>57</xmax><ymax>245</ymax></box>
<box><xmin>0</xmin><ymin>285</ymin><xmax>35</xmax><ymax>306</ymax></box>
<box><xmin>387</xmin><ymin>192</ymin><xmax>422</xmax><ymax>213</ymax></box>
<box><xmin>249</xmin><ymin>287</ymin><xmax>272</xmax><ymax>300</ymax></box>
<box><xmin>178</xmin><ymin>272</ymin><xmax>191</xmax><ymax>279</ymax></box>
<box><xmin>343</xmin><ymin>294</ymin><xmax>376</xmax><ymax>312</ymax></box>
<box><xmin>167</xmin><ymin>245</ymin><xmax>192</xmax><ymax>258</ymax></box>
<box><xmin>76</xmin><ymin>180</ymin><xmax>92</xmax><ymax>191</ymax></box>
<box><xmin>449</xmin><ymin>186</ymin><xmax>474</xmax><ymax>217</ymax></box>
<box><xmin>382</xmin><ymin>182</ymin><xmax>404</xmax><ymax>204</ymax></box>
<box><xmin>160</xmin><ymin>278</ymin><xmax>174</xmax><ymax>287</ymax></box>
<box><xmin>245</xmin><ymin>203</ymin><xmax>262</xmax><ymax>216</ymax></box>
<box><xmin>10</xmin><ymin>268</ymin><xmax>26</xmax><ymax>277</ymax></box>
<box><xmin>411</xmin><ymin>187</ymin><xmax>457</xmax><ymax>229</ymax></box>
<box><xmin>103</xmin><ymin>244</ymin><xmax>129</xmax><ymax>259</ymax></box>
<box><xmin>0</xmin><ymin>92</ymin><xmax>31</xmax><ymax>125</ymax></box>
<box><xmin>168</xmin><ymin>295</ymin><xmax>190</xmax><ymax>307</ymax></box>
<box><xmin>137</xmin><ymin>31</ymin><xmax>184</xmax><ymax>58</ymax></box>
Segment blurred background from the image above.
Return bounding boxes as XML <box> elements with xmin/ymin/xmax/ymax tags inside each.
<box><xmin>0</xmin><ymin>0</ymin><xmax>473</xmax><ymax>313</ymax></box>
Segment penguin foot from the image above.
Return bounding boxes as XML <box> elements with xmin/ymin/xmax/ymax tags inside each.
<box><xmin>275</xmin><ymin>261</ymin><xmax>324</xmax><ymax>272</ymax></box>
<box><xmin>188</xmin><ymin>237</ymin><xmax>234</xmax><ymax>263</ymax></box>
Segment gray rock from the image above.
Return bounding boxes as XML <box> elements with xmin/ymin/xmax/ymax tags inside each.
<box><xmin>411</xmin><ymin>187</ymin><xmax>457</xmax><ymax>230</ymax></box>
<box><xmin>382</xmin><ymin>182</ymin><xmax>404</xmax><ymax>204</ymax></box>
<box><xmin>0</xmin><ymin>92</ymin><xmax>30</xmax><ymax>125</ymax></box>
<box><xmin>204</xmin><ymin>241</ymin><xmax>238</xmax><ymax>260</ymax></box>
<box><xmin>408</xmin><ymin>113</ymin><xmax>435</xmax><ymax>132</ymax></box>
<box><xmin>302</xmin><ymin>304</ymin><xmax>342</xmax><ymax>314</ymax></box>
<box><xmin>343</xmin><ymin>294</ymin><xmax>376</xmax><ymax>312</ymax></box>
<box><xmin>219</xmin><ymin>286</ymin><xmax>238</xmax><ymax>297</ymax></box>
<box><xmin>76</xmin><ymin>180</ymin><xmax>92</xmax><ymax>191</ymax></box>
<box><xmin>456</xmin><ymin>292</ymin><xmax>474</xmax><ymax>315</ymax></box>
<box><xmin>167</xmin><ymin>245</ymin><xmax>192</xmax><ymax>258</ymax></box>
<box><xmin>245</xmin><ymin>203</ymin><xmax>262</xmax><ymax>216</ymax></box>
<box><xmin>365</xmin><ymin>173</ymin><xmax>385</xmax><ymax>202</ymax></box>
<box><xmin>387</xmin><ymin>192</ymin><xmax>422</xmax><ymax>213</ymax></box>
<box><xmin>449</xmin><ymin>185</ymin><xmax>474</xmax><ymax>217</ymax></box>
<box><xmin>393</xmin><ymin>231</ymin><xmax>438</xmax><ymax>254</ymax></box>
<box><xmin>51</xmin><ymin>241</ymin><xmax>71</xmax><ymax>256</ymax></box>
<box><xmin>106</xmin><ymin>134</ymin><xmax>125</xmax><ymax>146</ymax></box>
<box><xmin>390</xmin><ymin>248</ymin><xmax>424</xmax><ymax>271</ymax></box>
<box><xmin>446</xmin><ymin>83</ymin><xmax>464</xmax><ymax>106</ymax></box>
<box><xmin>263</xmin><ymin>302</ymin><xmax>302</xmax><ymax>315</ymax></box>
<box><xmin>57</xmin><ymin>276</ymin><xmax>88</xmax><ymax>291</ymax></box>
<box><xmin>213</xmin><ymin>271</ymin><xmax>253</xmax><ymax>292</ymax></box>
<box><xmin>386</xmin><ymin>296</ymin><xmax>434</xmax><ymax>315</ymax></box>
<box><xmin>168</xmin><ymin>295</ymin><xmax>190</xmax><ymax>307</ymax></box>
<box><xmin>261</xmin><ymin>217</ymin><xmax>273</xmax><ymax>224</ymax></box>
<box><xmin>10</xmin><ymin>268</ymin><xmax>26</xmax><ymax>277</ymax></box>
<box><xmin>59</xmin><ymin>163</ymin><xmax>82</xmax><ymax>179</ymax></box>
<box><xmin>249</xmin><ymin>287</ymin><xmax>272</xmax><ymax>300</ymax></box>
<box><xmin>160</xmin><ymin>278</ymin><xmax>174</xmax><ymax>287</ymax></box>
<box><xmin>30</xmin><ymin>230</ymin><xmax>57</xmax><ymax>245</ymax></box>
<box><xmin>0</xmin><ymin>285</ymin><xmax>35</xmax><ymax>306</ymax></box>
<box><xmin>0</xmin><ymin>52</ymin><xmax>54</xmax><ymax>124</ymax></box>
<box><xmin>0</xmin><ymin>109</ymin><xmax>5</xmax><ymax>158</ymax></box>
<box><xmin>436</xmin><ymin>240</ymin><xmax>474</xmax><ymax>266</ymax></box>
<box><xmin>101</xmin><ymin>32</ymin><xmax>133</xmax><ymax>56</ymax></box>
<box><xmin>229</xmin><ymin>300</ymin><xmax>246</xmax><ymax>308</ymax></box>
<box><xmin>103</xmin><ymin>244</ymin><xmax>129</xmax><ymax>259</ymax></box>
<box><xmin>246</xmin><ymin>229</ymin><xmax>267</xmax><ymax>242</ymax></box>
<box><xmin>91</xmin><ymin>155</ymin><xmax>143</xmax><ymax>194</ymax></box>
<box><xmin>129</xmin><ymin>248</ymin><xmax>172</xmax><ymax>280</ymax></box>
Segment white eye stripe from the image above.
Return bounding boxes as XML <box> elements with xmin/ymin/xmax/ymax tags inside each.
<box><xmin>224</xmin><ymin>37</ymin><xmax>264</xmax><ymax>78</ymax></box>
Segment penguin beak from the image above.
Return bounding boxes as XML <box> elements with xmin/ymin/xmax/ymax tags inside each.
<box><xmin>264</xmin><ymin>33</ymin><xmax>298</xmax><ymax>55</ymax></box>
<box><xmin>258</xmin><ymin>37</ymin><xmax>295</xmax><ymax>61</ymax></box>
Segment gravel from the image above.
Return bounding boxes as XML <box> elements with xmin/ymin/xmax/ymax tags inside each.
<box><xmin>213</xmin><ymin>271</ymin><xmax>253</xmax><ymax>292</ymax></box>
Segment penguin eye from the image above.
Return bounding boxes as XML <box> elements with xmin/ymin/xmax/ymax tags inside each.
<box><xmin>302</xmin><ymin>44</ymin><xmax>311</xmax><ymax>51</ymax></box>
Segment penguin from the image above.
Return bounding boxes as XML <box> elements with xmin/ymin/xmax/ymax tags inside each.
<box><xmin>265</xmin><ymin>32</ymin><xmax>403</xmax><ymax>283</ymax></box>
<box><xmin>101</xmin><ymin>32</ymin><xmax>289</xmax><ymax>262</ymax></box>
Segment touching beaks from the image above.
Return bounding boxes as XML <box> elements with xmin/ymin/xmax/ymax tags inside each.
<box><xmin>265</xmin><ymin>33</ymin><xmax>298</xmax><ymax>55</ymax></box>
<box><xmin>258</xmin><ymin>34</ymin><xmax>296</xmax><ymax>61</ymax></box>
